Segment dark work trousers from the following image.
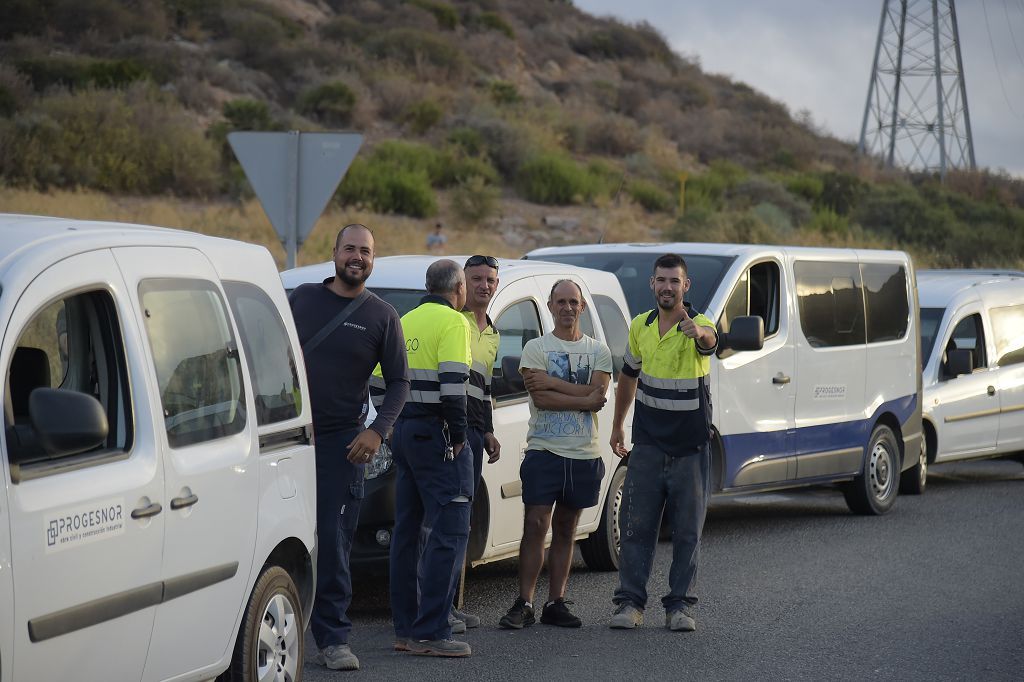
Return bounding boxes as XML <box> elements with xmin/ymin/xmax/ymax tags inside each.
<box><xmin>310</xmin><ymin>427</ymin><xmax>364</xmax><ymax>649</ymax></box>
<box><xmin>390</xmin><ymin>417</ymin><xmax>474</xmax><ymax>641</ymax></box>
<box><xmin>467</xmin><ymin>426</ymin><xmax>485</xmax><ymax>495</ymax></box>
<box><xmin>613</xmin><ymin>442</ymin><xmax>711</xmax><ymax>613</ymax></box>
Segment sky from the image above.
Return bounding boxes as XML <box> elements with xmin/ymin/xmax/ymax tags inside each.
<box><xmin>574</xmin><ymin>0</ymin><xmax>1024</xmax><ymax>177</ymax></box>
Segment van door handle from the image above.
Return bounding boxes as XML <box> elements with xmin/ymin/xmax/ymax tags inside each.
<box><xmin>772</xmin><ymin>374</ymin><xmax>791</xmax><ymax>385</ymax></box>
<box><xmin>170</xmin><ymin>494</ymin><xmax>199</xmax><ymax>510</ymax></box>
<box><xmin>988</xmin><ymin>385</ymin><xmax>996</xmax><ymax>396</ymax></box>
<box><xmin>131</xmin><ymin>502</ymin><xmax>163</xmax><ymax>519</ymax></box>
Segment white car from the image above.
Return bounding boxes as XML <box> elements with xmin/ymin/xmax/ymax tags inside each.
<box><xmin>282</xmin><ymin>255</ymin><xmax>634</xmax><ymax>570</ymax></box>
<box><xmin>526</xmin><ymin>242</ymin><xmax>925</xmax><ymax>514</ymax></box>
<box><xmin>0</xmin><ymin>214</ymin><xmax>316</xmax><ymax>681</ymax></box>
<box><xmin>918</xmin><ymin>269</ymin><xmax>1024</xmax><ymax>475</ymax></box>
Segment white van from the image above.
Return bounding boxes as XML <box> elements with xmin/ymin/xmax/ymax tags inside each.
<box><xmin>281</xmin><ymin>256</ymin><xmax>633</xmax><ymax>569</ymax></box>
<box><xmin>0</xmin><ymin>215</ymin><xmax>316</xmax><ymax>681</ymax></box>
<box><xmin>525</xmin><ymin>242</ymin><xmax>924</xmax><ymax>514</ymax></box>
<box><xmin>917</xmin><ymin>269</ymin><xmax>1024</xmax><ymax>474</ymax></box>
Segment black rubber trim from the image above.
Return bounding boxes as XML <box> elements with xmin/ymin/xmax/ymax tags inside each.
<box><xmin>259</xmin><ymin>424</ymin><xmax>311</xmax><ymax>452</ymax></box>
<box><xmin>28</xmin><ymin>561</ymin><xmax>240</xmax><ymax>643</ymax></box>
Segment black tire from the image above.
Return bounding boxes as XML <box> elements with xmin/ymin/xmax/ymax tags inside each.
<box><xmin>580</xmin><ymin>464</ymin><xmax>627</xmax><ymax>571</ymax></box>
<box><xmin>227</xmin><ymin>565</ymin><xmax>304</xmax><ymax>682</ymax></box>
<box><xmin>844</xmin><ymin>425</ymin><xmax>901</xmax><ymax>515</ymax></box>
<box><xmin>899</xmin><ymin>439</ymin><xmax>927</xmax><ymax>495</ymax></box>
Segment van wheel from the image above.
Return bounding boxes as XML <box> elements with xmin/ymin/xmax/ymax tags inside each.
<box><xmin>580</xmin><ymin>465</ymin><xmax>626</xmax><ymax>571</ymax></box>
<box><xmin>899</xmin><ymin>440</ymin><xmax>927</xmax><ymax>495</ymax></box>
<box><xmin>228</xmin><ymin>565</ymin><xmax>303</xmax><ymax>682</ymax></box>
<box><xmin>844</xmin><ymin>425</ymin><xmax>900</xmax><ymax>515</ymax></box>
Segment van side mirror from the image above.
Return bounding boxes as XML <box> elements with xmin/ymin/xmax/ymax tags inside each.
<box><xmin>719</xmin><ymin>315</ymin><xmax>764</xmax><ymax>352</ymax></box>
<box><xmin>946</xmin><ymin>348</ymin><xmax>974</xmax><ymax>378</ymax></box>
<box><xmin>30</xmin><ymin>388</ymin><xmax>108</xmax><ymax>458</ymax></box>
<box><xmin>500</xmin><ymin>355</ymin><xmax>526</xmax><ymax>394</ymax></box>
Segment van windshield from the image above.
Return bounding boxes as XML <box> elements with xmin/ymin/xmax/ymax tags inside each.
<box><xmin>920</xmin><ymin>307</ymin><xmax>945</xmax><ymax>367</ymax></box>
<box><xmin>526</xmin><ymin>252</ymin><xmax>733</xmax><ymax>316</ymax></box>
<box><xmin>368</xmin><ymin>288</ymin><xmax>424</xmax><ymax>316</ymax></box>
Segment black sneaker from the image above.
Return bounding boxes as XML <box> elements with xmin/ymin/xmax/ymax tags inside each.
<box><xmin>498</xmin><ymin>597</ymin><xmax>535</xmax><ymax>629</ymax></box>
<box><xmin>540</xmin><ymin>598</ymin><xmax>582</xmax><ymax>628</ymax></box>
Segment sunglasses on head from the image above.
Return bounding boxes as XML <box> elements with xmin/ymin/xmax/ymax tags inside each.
<box><xmin>465</xmin><ymin>254</ymin><xmax>499</xmax><ymax>269</ymax></box>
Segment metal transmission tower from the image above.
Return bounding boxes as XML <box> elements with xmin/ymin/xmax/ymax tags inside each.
<box><xmin>858</xmin><ymin>0</ymin><xmax>976</xmax><ymax>178</ymax></box>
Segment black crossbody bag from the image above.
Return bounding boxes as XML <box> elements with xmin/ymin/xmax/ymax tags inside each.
<box><xmin>301</xmin><ymin>289</ymin><xmax>374</xmax><ymax>355</ymax></box>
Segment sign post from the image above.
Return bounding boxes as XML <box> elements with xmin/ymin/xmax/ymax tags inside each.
<box><xmin>228</xmin><ymin>131</ymin><xmax>363</xmax><ymax>269</ymax></box>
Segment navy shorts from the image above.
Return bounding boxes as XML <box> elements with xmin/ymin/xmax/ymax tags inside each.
<box><xmin>521</xmin><ymin>449</ymin><xmax>606</xmax><ymax>509</ymax></box>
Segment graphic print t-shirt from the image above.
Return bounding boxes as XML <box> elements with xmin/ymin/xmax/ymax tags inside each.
<box><xmin>519</xmin><ymin>332</ymin><xmax>613</xmax><ymax>460</ymax></box>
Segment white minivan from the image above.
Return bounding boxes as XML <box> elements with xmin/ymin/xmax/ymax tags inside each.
<box><xmin>526</xmin><ymin>242</ymin><xmax>924</xmax><ymax>514</ymax></box>
<box><xmin>917</xmin><ymin>269</ymin><xmax>1024</xmax><ymax>475</ymax></box>
<box><xmin>282</xmin><ymin>255</ymin><xmax>633</xmax><ymax>570</ymax></box>
<box><xmin>0</xmin><ymin>214</ymin><xmax>316</xmax><ymax>681</ymax></box>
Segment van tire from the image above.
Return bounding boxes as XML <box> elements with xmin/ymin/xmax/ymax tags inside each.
<box><xmin>228</xmin><ymin>565</ymin><xmax>304</xmax><ymax>682</ymax></box>
<box><xmin>844</xmin><ymin>425</ymin><xmax>900</xmax><ymax>515</ymax></box>
<box><xmin>899</xmin><ymin>440</ymin><xmax>927</xmax><ymax>495</ymax></box>
<box><xmin>580</xmin><ymin>465</ymin><xmax>627</xmax><ymax>571</ymax></box>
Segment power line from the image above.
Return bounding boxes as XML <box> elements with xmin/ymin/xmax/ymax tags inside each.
<box><xmin>1006</xmin><ymin>0</ymin><xmax>1024</xmax><ymax>68</ymax></box>
<box><xmin>981</xmin><ymin>0</ymin><xmax>1024</xmax><ymax>118</ymax></box>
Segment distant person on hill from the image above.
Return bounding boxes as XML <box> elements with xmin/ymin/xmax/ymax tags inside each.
<box><xmin>426</xmin><ymin>222</ymin><xmax>448</xmax><ymax>253</ymax></box>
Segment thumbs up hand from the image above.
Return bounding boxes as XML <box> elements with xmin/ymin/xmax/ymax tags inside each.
<box><xmin>678</xmin><ymin>306</ymin><xmax>699</xmax><ymax>339</ymax></box>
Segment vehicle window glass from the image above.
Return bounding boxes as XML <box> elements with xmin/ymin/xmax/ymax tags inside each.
<box><xmin>140</xmin><ymin>279</ymin><xmax>246</xmax><ymax>448</ymax></box>
<box><xmin>492</xmin><ymin>299</ymin><xmax>542</xmax><ymax>400</ymax></box>
<box><xmin>720</xmin><ymin>270</ymin><xmax>748</xmax><ymax>334</ymax></box>
<box><xmin>593</xmin><ymin>294</ymin><xmax>629</xmax><ymax>376</ymax></box>
<box><xmin>6</xmin><ymin>291</ymin><xmax>132</xmax><ymax>466</ymax></box>
<box><xmin>990</xmin><ymin>304</ymin><xmax>1024</xmax><ymax>367</ymax></box>
<box><xmin>862</xmin><ymin>264</ymin><xmax>909</xmax><ymax>343</ymax></box>
<box><xmin>919</xmin><ymin>307</ymin><xmax>945</xmax><ymax>368</ymax></box>
<box><xmin>367</xmin><ymin>288</ymin><xmax>423</xmax><ymax>317</ymax></box>
<box><xmin>749</xmin><ymin>261</ymin><xmax>781</xmax><ymax>335</ymax></box>
<box><xmin>942</xmin><ymin>313</ymin><xmax>986</xmax><ymax>377</ymax></box>
<box><xmin>579</xmin><ymin>306</ymin><xmax>596</xmax><ymax>339</ymax></box>
<box><xmin>224</xmin><ymin>282</ymin><xmax>301</xmax><ymax>425</ymax></box>
<box><xmin>528</xmin><ymin>253</ymin><xmax>734</xmax><ymax>317</ymax></box>
<box><xmin>794</xmin><ymin>261</ymin><xmax>866</xmax><ymax>348</ymax></box>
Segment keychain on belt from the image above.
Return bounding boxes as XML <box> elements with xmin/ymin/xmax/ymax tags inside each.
<box><xmin>442</xmin><ymin>422</ymin><xmax>455</xmax><ymax>461</ymax></box>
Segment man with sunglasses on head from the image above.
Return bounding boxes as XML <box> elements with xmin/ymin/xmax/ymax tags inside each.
<box><xmin>498</xmin><ymin>279</ymin><xmax>612</xmax><ymax>630</ymax></box>
<box><xmin>448</xmin><ymin>255</ymin><xmax>503</xmax><ymax>633</ymax></box>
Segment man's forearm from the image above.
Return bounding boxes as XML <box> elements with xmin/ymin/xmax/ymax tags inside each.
<box><xmin>612</xmin><ymin>374</ymin><xmax>638</xmax><ymax>429</ymax></box>
<box><xmin>530</xmin><ymin>390</ymin><xmax>596</xmax><ymax>411</ymax></box>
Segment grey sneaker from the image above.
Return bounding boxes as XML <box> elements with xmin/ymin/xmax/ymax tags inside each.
<box><xmin>410</xmin><ymin>639</ymin><xmax>472</xmax><ymax>657</ymax></box>
<box><xmin>448</xmin><ymin>612</ymin><xmax>467</xmax><ymax>634</ymax></box>
<box><xmin>316</xmin><ymin>644</ymin><xmax>360</xmax><ymax>670</ymax></box>
<box><xmin>666</xmin><ymin>609</ymin><xmax>696</xmax><ymax>632</ymax></box>
<box><xmin>451</xmin><ymin>606</ymin><xmax>481</xmax><ymax>628</ymax></box>
<box><xmin>609</xmin><ymin>603</ymin><xmax>643</xmax><ymax>629</ymax></box>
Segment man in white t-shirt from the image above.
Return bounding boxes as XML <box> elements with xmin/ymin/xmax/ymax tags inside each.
<box><xmin>498</xmin><ymin>279</ymin><xmax>613</xmax><ymax>630</ymax></box>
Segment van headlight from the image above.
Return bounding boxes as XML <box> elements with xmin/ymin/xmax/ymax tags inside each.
<box><xmin>364</xmin><ymin>441</ymin><xmax>393</xmax><ymax>480</ymax></box>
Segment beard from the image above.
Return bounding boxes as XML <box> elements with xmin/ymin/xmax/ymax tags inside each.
<box><xmin>336</xmin><ymin>260</ymin><xmax>371</xmax><ymax>286</ymax></box>
<box><xmin>657</xmin><ymin>292</ymin><xmax>677</xmax><ymax>309</ymax></box>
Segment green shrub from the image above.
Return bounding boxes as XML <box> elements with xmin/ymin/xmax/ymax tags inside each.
<box><xmin>451</xmin><ymin>175</ymin><xmax>500</xmax><ymax>224</ymax></box>
<box><xmin>437</xmin><ymin>151</ymin><xmax>499</xmax><ymax>187</ymax></box>
<box><xmin>818</xmin><ymin>171</ymin><xmax>865</xmax><ymax>215</ymax></box>
<box><xmin>336</xmin><ymin>157</ymin><xmax>437</xmax><ymax>217</ymax></box>
<box><xmin>477</xmin><ymin>11</ymin><xmax>514</xmax><ymax>39</ymax></box>
<box><xmin>408</xmin><ymin>0</ymin><xmax>459</xmax><ymax>30</ymax></box>
<box><xmin>729</xmin><ymin>177</ymin><xmax>811</xmax><ymax>226</ymax></box>
<box><xmin>853</xmin><ymin>183</ymin><xmax>954</xmax><ymax>247</ymax></box>
<box><xmin>628</xmin><ymin>179</ymin><xmax>674</xmax><ymax>213</ymax></box>
<box><xmin>586</xmin><ymin>159</ymin><xmax>623</xmax><ymax>197</ymax></box>
<box><xmin>808</xmin><ymin>207</ymin><xmax>849</xmax><ymax>236</ymax></box>
<box><xmin>489</xmin><ymin>80</ymin><xmax>521</xmax><ymax>106</ymax></box>
<box><xmin>0</xmin><ymin>85</ymin><xmax>220</xmax><ymax>196</ymax></box>
<box><xmin>368</xmin><ymin>28</ymin><xmax>466</xmax><ymax>78</ymax></box>
<box><xmin>0</xmin><ymin>87</ymin><xmax>17</xmax><ymax>117</ymax></box>
<box><xmin>222</xmin><ymin>99</ymin><xmax>279</xmax><ymax>131</ymax></box>
<box><xmin>447</xmin><ymin>127</ymin><xmax>485</xmax><ymax>156</ymax></box>
<box><xmin>686</xmin><ymin>160</ymin><xmax>747</xmax><ymax>210</ymax></box>
<box><xmin>570</xmin><ymin>20</ymin><xmax>673</xmax><ymax>63</ymax></box>
<box><xmin>15</xmin><ymin>56</ymin><xmax>150</xmax><ymax>91</ymax></box>
<box><xmin>299</xmin><ymin>82</ymin><xmax>356</xmax><ymax>127</ymax></box>
<box><xmin>785</xmin><ymin>173</ymin><xmax>824</xmax><ymax>203</ymax></box>
<box><xmin>319</xmin><ymin>15</ymin><xmax>371</xmax><ymax>44</ymax></box>
<box><xmin>584</xmin><ymin>114</ymin><xmax>642</xmax><ymax>157</ymax></box>
<box><xmin>401</xmin><ymin>99</ymin><xmax>444</xmax><ymax>135</ymax></box>
<box><xmin>372</xmin><ymin>140</ymin><xmax>443</xmax><ymax>180</ymax></box>
<box><xmin>516</xmin><ymin>153</ymin><xmax>595</xmax><ymax>205</ymax></box>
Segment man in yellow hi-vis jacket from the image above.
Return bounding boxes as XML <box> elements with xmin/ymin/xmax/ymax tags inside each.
<box><xmin>608</xmin><ymin>253</ymin><xmax>719</xmax><ymax>634</ymax></box>
<box><xmin>388</xmin><ymin>259</ymin><xmax>475</xmax><ymax>658</ymax></box>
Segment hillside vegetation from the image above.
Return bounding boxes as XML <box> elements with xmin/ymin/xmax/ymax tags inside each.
<box><xmin>1</xmin><ymin>0</ymin><xmax>1022</xmax><ymax>267</ymax></box>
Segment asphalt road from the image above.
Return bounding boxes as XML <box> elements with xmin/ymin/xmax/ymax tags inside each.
<box><xmin>302</xmin><ymin>459</ymin><xmax>1024</xmax><ymax>681</ymax></box>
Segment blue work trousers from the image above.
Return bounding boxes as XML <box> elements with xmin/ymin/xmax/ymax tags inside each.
<box><xmin>613</xmin><ymin>442</ymin><xmax>711</xmax><ymax>613</ymax></box>
<box><xmin>389</xmin><ymin>417</ymin><xmax>474</xmax><ymax>641</ymax></box>
<box><xmin>467</xmin><ymin>426</ymin><xmax>485</xmax><ymax>495</ymax></box>
<box><xmin>311</xmin><ymin>427</ymin><xmax>364</xmax><ymax>648</ymax></box>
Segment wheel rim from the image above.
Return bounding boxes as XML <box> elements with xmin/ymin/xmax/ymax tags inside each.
<box><xmin>611</xmin><ymin>476</ymin><xmax>624</xmax><ymax>556</ymax></box>
<box><xmin>869</xmin><ymin>440</ymin><xmax>895</xmax><ymax>501</ymax></box>
<box><xmin>257</xmin><ymin>592</ymin><xmax>299</xmax><ymax>682</ymax></box>
<box><xmin>918</xmin><ymin>443</ymin><xmax>927</xmax><ymax>488</ymax></box>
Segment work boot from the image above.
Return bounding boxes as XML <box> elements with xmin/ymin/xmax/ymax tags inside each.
<box><xmin>609</xmin><ymin>603</ymin><xmax>643</xmax><ymax>629</ymax></box>
<box><xmin>315</xmin><ymin>644</ymin><xmax>360</xmax><ymax>670</ymax></box>
<box><xmin>666</xmin><ymin>609</ymin><xmax>696</xmax><ymax>632</ymax></box>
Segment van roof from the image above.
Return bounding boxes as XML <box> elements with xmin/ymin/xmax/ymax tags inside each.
<box><xmin>526</xmin><ymin>241</ymin><xmax>909</xmax><ymax>260</ymax></box>
<box><xmin>282</xmin><ymin>254</ymin><xmax>612</xmax><ymax>291</ymax></box>
<box><xmin>0</xmin><ymin>213</ymin><xmax>267</xmax><ymax>279</ymax></box>
<box><xmin>917</xmin><ymin>269</ymin><xmax>1024</xmax><ymax>308</ymax></box>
